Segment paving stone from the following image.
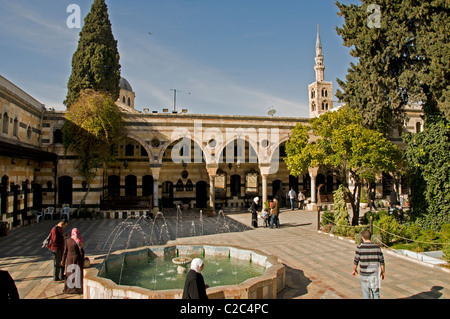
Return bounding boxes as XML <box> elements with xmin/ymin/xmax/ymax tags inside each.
<box><xmin>0</xmin><ymin>209</ymin><xmax>449</xmax><ymax>299</ymax></box>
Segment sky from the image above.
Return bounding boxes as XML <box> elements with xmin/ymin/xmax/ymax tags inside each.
<box><xmin>0</xmin><ymin>0</ymin><xmax>359</xmax><ymax>118</ymax></box>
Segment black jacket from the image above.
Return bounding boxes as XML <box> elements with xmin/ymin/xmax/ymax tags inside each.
<box><xmin>182</xmin><ymin>269</ymin><xmax>208</xmax><ymax>299</ymax></box>
<box><xmin>0</xmin><ymin>270</ymin><xmax>19</xmax><ymax>300</ymax></box>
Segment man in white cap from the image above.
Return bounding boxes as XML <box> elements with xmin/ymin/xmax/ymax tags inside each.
<box><xmin>182</xmin><ymin>258</ymin><xmax>209</xmax><ymax>299</ymax></box>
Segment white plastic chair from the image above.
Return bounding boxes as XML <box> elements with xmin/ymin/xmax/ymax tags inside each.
<box><xmin>32</xmin><ymin>210</ymin><xmax>43</xmax><ymax>223</ymax></box>
<box><xmin>60</xmin><ymin>206</ymin><xmax>70</xmax><ymax>221</ymax></box>
<box><xmin>43</xmin><ymin>207</ymin><xmax>55</xmax><ymax>220</ymax></box>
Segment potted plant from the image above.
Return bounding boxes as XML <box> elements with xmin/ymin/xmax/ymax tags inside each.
<box><xmin>0</xmin><ymin>221</ymin><xmax>9</xmax><ymax>237</ymax></box>
<box><xmin>182</xmin><ymin>199</ymin><xmax>190</xmax><ymax>211</ymax></box>
<box><xmin>360</xmin><ymin>187</ymin><xmax>368</xmax><ymax>208</ymax></box>
<box><xmin>205</xmin><ymin>203</ymin><xmax>215</xmax><ymax>217</ymax></box>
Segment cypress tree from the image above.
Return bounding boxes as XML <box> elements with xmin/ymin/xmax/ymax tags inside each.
<box><xmin>64</xmin><ymin>0</ymin><xmax>121</xmax><ymax>108</ymax></box>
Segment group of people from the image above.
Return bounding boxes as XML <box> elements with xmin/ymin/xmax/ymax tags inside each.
<box><xmin>249</xmin><ymin>196</ymin><xmax>281</xmax><ymax>229</ymax></box>
<box><xmin>47</xmin><ymin>219</ymin><xmax>86</xmax><ymax>295</ymax></box>
<box><xmin>248</xmin><ymin>188</ymin><xmax>307</xmax><ymax>229</ymax></box>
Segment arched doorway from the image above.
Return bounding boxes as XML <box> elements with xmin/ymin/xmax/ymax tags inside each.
<box><xmin>196</xmin><ymin>181</ymin><xmax>207</xmax><ymax>208</ymax></box>
<box><xmin>32</xmin><ymin>182</ymin><xmax>43</xmax><ymax>212</ymax></box>
<box><xmin>125</xmin><ymin>175</ymin><xmax>137</xmax><ymax>197</ymax></box>
<box><xmin>0</xmin><ymin>176</ymin><xmax>8</xmax><ymax>215</ymax></box>
<box><xmin>12</xmin><ymin>184</ymin><xmax>19</xmax><ymax>226</ymax></box>
<box><xmin>230</xmin><ymin>175</ymin><xmax>241</xmax><ymax>197</ymax></box>
<box><xmin>142</xmin><ymin>175</ymin><xmax>153</xmax><ymax>197</ymax></box>
<box><xmin>162</xmin><ymin>181</ymin><xmax>174</xmax><ymax>208</ymax></box>
<box><xmin>272</xmin><ymin>179</ymin><xmax>283</xmax><ymax>199</ymax></box>
<box><xmin>58</xmin><ymin>176</ymin><xmax>73</xmax><ymax>205</ymax></box>
<box><xmin>108</xmin><ymin>175</ymin><xmax>120</xmax><ymax>197</ymax></box>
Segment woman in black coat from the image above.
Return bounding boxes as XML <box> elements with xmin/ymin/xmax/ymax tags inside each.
<box><xmin>250</xmin><ymin>197</ymin><xmax>259</xmax><ymax>228</ymax></box>
<box><xmin>182</xmin><ymin>258</ymin><xmax>208</xmax><ymax>299</ymax></box>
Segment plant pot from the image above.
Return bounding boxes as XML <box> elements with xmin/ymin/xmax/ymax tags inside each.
<box><xmin>207</xmin><ymin>211</ymin><xmax>215</xmax><ymax>217</ymax></box>
<box><xmin>0</xmin><ymin>222</ymin><xmax>8</xmax><ymax>237</ymax></box>
<box><xmin>182</xmin><ymin>204</ymin><xmax>189</xmax><ymax>211</ymax></box>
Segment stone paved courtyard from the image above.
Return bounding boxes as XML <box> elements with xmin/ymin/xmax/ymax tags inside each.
<box><xmin>0</xmin><ymin>208</ymin><xmax>449</xmax><ymax>299</ymax></box>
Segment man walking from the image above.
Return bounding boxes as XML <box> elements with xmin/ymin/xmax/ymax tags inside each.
<box><xmin>352</xmin><ymin>229</ymin><xmax>385</xmax><ymax>299</ymax></box>
<box><xmin>368</xmin><ymin>188</ymin><xmax>376</xmax><ymax>211</ymax></box>
<box><xmin>47</xmin><ymin>219</ymin><xmax>68</xmax><ymax>282</ymax></box>
<box><xmin>288</xmin><ymin>187</ymin><xmax>296</xmax><ymax>210</ymax></box>
<box><xmin>298</xmin><ymin>191</ymin><xmax>305</xmax><ymax>210</ymax></box>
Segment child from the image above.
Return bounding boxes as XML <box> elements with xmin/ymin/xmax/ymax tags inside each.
<box><xmin>262</xmin><ymin>208</ymin><xmax>271</xmax><ymax>228</ymax></box>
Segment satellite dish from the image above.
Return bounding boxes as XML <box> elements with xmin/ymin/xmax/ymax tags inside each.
<box><xmin>267</xmin><ymin>107</ymin><xmax>277</xmax><ymax>117</ymax></box>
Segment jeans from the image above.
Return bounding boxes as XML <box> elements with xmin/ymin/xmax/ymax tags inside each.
<box><xmin>290</xmin><ymin>198</ymin><xmax>294</xmax><ymax>210</ymax></box>
<box><xmin>360</xmin><ymin>275</ymin><xmax>380</xmax><ymax>299</ymax></box>
<box><xmin>270</xmin><ymin>215</ymin><xmax>279</xmax><ymax>228</ymax></box>
<box><xmin>51</xmin><ymin>250</ymin><xmax>64</xmax><ymax>281</ymax></box>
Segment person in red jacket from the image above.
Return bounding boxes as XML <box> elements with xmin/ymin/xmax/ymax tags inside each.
<box><xmin>47</xmin><ymin>219</ymin><xmax>68</xmax><ymax>282</ymax></box>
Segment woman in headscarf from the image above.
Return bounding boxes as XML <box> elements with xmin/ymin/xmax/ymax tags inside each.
<box><xmin>62</xmin><ymin>228</ymin><xmax>85</xmax><ymax>294</ymax></box>
<box><xmin>182</xmin><ymin>258</ymin><xmax>209</xmax><ymax>299</ymax></box>
<box><xmin>250</xmin><ymin>197</ymin><xmax>259</xmax><ymax>228</ymax></box>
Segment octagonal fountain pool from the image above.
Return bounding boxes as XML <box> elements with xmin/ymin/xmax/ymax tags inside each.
<box><xmin>84</xmin><ymin>244</ymin><xmax>285</xmax><ymax>299</ymax></box>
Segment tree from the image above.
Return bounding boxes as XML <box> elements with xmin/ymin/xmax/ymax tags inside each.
<box><xmin>335</xmin><ymin>0</ymin><xmax>449</xmax><ymax>229</ymax></box>
<box><xmin>62</xmin><ymin>90</ymin><xmax>124</xmax><ymax>206</ymax></box>
<box><xmin>335</xmin><ymin>0</ymin><xmax>449</xmax><ymax>134</ymax></box>
<box><xmin>285</xmin><ymin>106</ymin><xmax>402</xmax><ymax>225</ymax></box>
<box><xmin>403</xmin><ymin>114</ymin><xmax>450</xmax><ymax>230</ymax></box>
<box><xmin>64</xmin><ymin>0</ymin><xmax>121</xmax><ymax>108</ymax></box>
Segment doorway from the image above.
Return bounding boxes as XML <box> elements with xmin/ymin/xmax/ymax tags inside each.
<box><xmin>196</xmin><ymin>181</ymin><xmax>207</xmax><ymax>208</ymax></box>
<box><xmin>162</xmin><ymin>181</ymin><xmax>174</xmax><ymax>208</ymax></box>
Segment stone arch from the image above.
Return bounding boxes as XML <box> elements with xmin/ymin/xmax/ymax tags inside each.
<box><xmin>125</xmin><ymin>132</ymin><xmax>153</xmax><ymax>163</ymax></box>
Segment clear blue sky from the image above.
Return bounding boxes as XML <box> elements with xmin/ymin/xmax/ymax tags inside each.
<box><xmin>0</xmin><ymin>0</ymin><xmax>358</xmax><ymax>117</ymax></box>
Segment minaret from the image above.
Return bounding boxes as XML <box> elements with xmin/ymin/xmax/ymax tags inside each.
<box><xmin>314</xmin><ymin>25</ymin><xmax>325</xmax><ymax>82</ymax></box>
<box><xmin>308</xmin><ymin>25</ymin><xmax>333</xmax><ymax>118</ymax></box>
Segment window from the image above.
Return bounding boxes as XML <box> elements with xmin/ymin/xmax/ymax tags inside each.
<box><xmin>122</xmin><ymin>96</ymin><xmax>126</xmax><ymax>104</ymax></box>
<box><xmin>53</xmin><ymin>129</ymin><xmax>63</xmax><ymax>144</ymax></box>
<box><xmin>127</xmin><ymin>97</ymin><xmax>131</xmax><ymax>106</ymax></box>
<box><xmin>415</xmin><ymin>122</ymin><xmax>422</xmax><ymax>133</ymax></box>
<box><xmin>2</xmin><ymin>112</ymin><xmax>8</xmax><ymax>134</ymax></box>
<box><xmin>185</xmin><ymin>179</ymin><xmax>194</xmax><ymax>191</ymax></box>
<box><xmin>322</xmin><ymin>101</ymin><xmax>328</xmax><ymax>110</ymax></box>
<box><xmin>27</xmin><ymin>126</ymin><xmax>32</xmax><ymax>139</ymax></box>
<box><xmin>125</xmin><ymin>143</ymin><xmax>134</xmax><ymax>156</ymax></box>
<box><xmin>140</xmin><ymin>146</ymin><xmax>148</xmax><ymax>157</ymax></box>
<box><xmin>311</xmin><ymin>102</ymin><xmax>316</xmax><ymax>112</ymax></box>
<box><xmin>176</xmin><ymin>179</ymin><xmax>184</xmax><ymax>191</ymax></box>
<box><xmin>322</xmin><ymin>88</ymin><xmax>328</xmax><ymax>97</ymax></box>
<box><xmin>13</xmin><ymin>118</ymin><xmax>18</xmax><ymax>136</ymax></box>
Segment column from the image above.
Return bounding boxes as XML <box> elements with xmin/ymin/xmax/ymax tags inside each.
<box><xmin>151</xmin><ymin>166</ymin><xmax>161</xmax><ymax>212</ymax></box>
<box><xmin>259</xmin><ymin>165</ymin><xmax>271</xmax><ymax>205</ymax></box>
<box><xmin>308</xmin><ymin>167</ymin><xmax>319</xmax><ymax>210</ymax></box>
<box><xmin>206</xmin><ymin>164</ymin><xmax>218</xmax><ymax>210</ymax></box>
<box><xmin>209</xmin><ymin>175</ymin><xmax>215</xmax><ymax>209</ymax></box>
<box><xmin>153</xmin><ymin>180</ymin><xmax>159</xmax><ymax>210</ymax></box>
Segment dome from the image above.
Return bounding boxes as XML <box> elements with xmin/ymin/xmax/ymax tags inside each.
<box><xmin>120</xmin><ymin>77</ymin><xmax>133</xmax><ymax>92</ymax></box>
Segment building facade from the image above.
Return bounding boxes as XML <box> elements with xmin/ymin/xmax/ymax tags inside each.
<box><xmin>0</xmin><ymin>29</ymin><xmax>424</xmax><ymax>229</ymax></box>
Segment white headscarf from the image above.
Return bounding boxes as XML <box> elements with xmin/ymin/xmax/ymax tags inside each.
<box><xmin>254</xmin><ymin>197</ymin><xmax>259</xmax><ymax>203</ymax></box>
<box><xmin>190</xmin><ymin>258</ymin><xmax>204</xmax><ymax>273</ymax></box>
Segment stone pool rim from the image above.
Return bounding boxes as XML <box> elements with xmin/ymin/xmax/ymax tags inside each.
<box><xmin>83</xmin><ymin>243</ymin><xmax>286</xmax><ymax>299</ymax></box>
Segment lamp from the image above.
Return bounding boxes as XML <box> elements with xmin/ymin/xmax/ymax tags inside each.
<box><xmin>11</xmin><ymin>158</ymin><xmax>15</xmax><ymax>165</ymax></box>
<box><xmin>123</xmin><ymin>160</ymin><xmax>129</xmax><ymax>169</ymax></box>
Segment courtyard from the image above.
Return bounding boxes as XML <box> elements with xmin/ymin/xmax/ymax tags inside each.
<box><xmin>1</xmin><ymin>208</ymin><xmax>448</xmax><ymax>300</ymax></box>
